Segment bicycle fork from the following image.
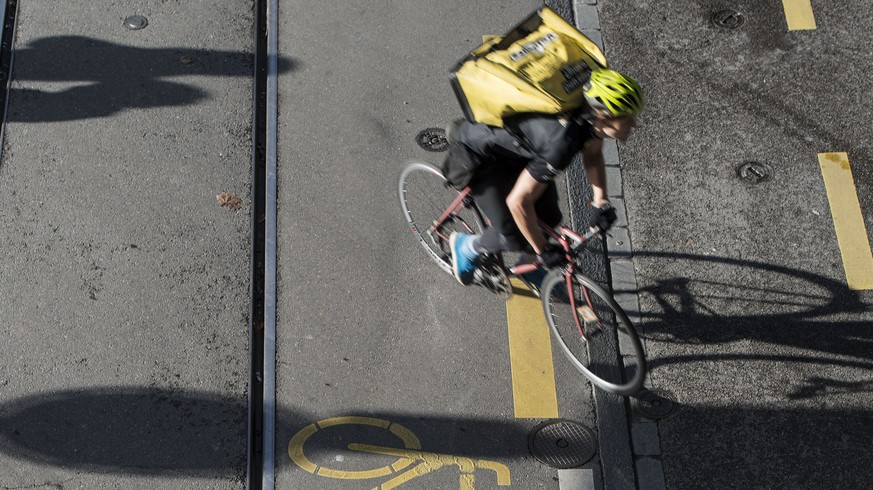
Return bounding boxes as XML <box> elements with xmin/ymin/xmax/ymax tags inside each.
<box><xmin>563</xmin><ymin>270</ymin><xmax>592</xmax><ymax>339</ymax></box>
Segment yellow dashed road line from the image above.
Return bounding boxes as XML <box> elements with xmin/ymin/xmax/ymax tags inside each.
<box><xmin>818</xmin><ymin>153</ymin><xmax>873</xmax><ymax>290</ymax></box>
<box><xmin>782</xmin><ymin>0</ymin><xmax>817</xmax><ymax>30</ymax></box>
<box><xmin>505</xmin><ymin>278</ymin><xmax>559</xmax><ymax>418</ymax></box>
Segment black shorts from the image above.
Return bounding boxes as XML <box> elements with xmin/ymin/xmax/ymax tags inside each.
<box><xmin>470</xmin><ymin>169</ymin><xmax>562</xmax><ymax>254</ymax></box>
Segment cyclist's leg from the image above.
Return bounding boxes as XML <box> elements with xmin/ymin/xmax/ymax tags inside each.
<box><xmin>468</xmin><ymin>170</ymin><xmax>529</xmax><ymax>254</ymax></box>
<box><xmin>534</xmin><ymin>181</ymin><xmax>562</xmax><ymax>229</ymax></box>
<box><xmin>505</xmin><ymin>182</ymin><xmax>562</xmax><ymax>290</ymax></box>
<box><xmin>449</xmin><ymin>171</ymin><xmax>523</xmax><ymax>284</ymax></box>
<box><xmin>467</xmin><ymin>178</ymin><xmax>566</xmax><ymax>293</ymax></box>
<box><xmin>450</xmin><ymin>169</ymin><xmax>563</xmax><ymax>285</ymax></box>
<box><xmin>476</xmin><ymin>179</ymin><xmax>561</xmax><ymax>252</ymax></box>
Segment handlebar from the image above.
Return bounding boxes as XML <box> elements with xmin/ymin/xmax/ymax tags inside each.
<box><xmin>511</xmin><ymin>225</ymin><xmax>606</xmax><ymax>276</ymax></box>
<box><xmin>577</xmin><ymin>225</ymin><xmax>603</xmax><ymax>246</ymax></box>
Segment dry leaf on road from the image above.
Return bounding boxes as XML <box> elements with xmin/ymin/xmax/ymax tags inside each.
<box><xmin>216</xmin><ymin>192</ymin><xmax>243</xmax><ymax>210</ymax></box>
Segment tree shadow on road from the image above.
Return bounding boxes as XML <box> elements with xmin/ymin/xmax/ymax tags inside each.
<box><xmin>5</xmin><ymin>36</ymin><xmax>296</xmax><ymax>122</ymax></box>
<box><xmin>0</xmin><ymin>387</ymin><xmax>253</xmax><ymax>479</ymax></box>
<box><xmin>0</xmin><ymin>386</ymin><xmax>540</xmax><ymax>484</ymax></box>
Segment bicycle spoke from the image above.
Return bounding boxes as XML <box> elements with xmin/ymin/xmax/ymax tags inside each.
<box><xmin>541</xmin><ymin>270</ymin><xmax>646</xmax><ymax>395</ymax></box>
<box><xmin>398</xmin><ymin>162</ymin><xmax>483</xmax><ymax>275</ymax></box>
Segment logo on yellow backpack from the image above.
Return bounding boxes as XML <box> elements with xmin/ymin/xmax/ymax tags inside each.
<box><xmin>509</xmin><ymin>32</ymin><xmax>558</xmax><ymax>61</ymax></box>
<box><xmin>450</xmin><ymin>7</ymin><xmax>608</xmax><ymax>128</ymax></box>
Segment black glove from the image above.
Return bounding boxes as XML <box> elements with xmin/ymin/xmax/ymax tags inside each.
<box><xmin>537</xmin><ymin>243</ymin><xmax>567</xmax><ymax>269</ymax></box>
<box><xmin>589</xmin><ymin>203</ymin><xmax>617</xmax><ymax>232</ymax></box>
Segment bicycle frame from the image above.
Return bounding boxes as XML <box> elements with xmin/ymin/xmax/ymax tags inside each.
<box><xmin>510</xmin><ymin>224</ymin><xmax>601</xmax><ymax>341</ymax></box>
<box><xmin>431</xmin><ymin>186</ymin><xmax>480</xmax><ymax>243</ymax></box>
<box><xmin>432</xmin><ymin>184</ymin><xmax>603</xmax><ymax>342</ymax></box>
<box><xmin>403</xmin><ymin>161</ymin><xmax>645</xmax><ymax>394</ymax></box>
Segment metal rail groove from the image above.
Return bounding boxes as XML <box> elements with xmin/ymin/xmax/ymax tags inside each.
<box><xmin>262</xmin><ymin>0</ymin><xmax>279</xmax><ymax>485</ymax></box>
<box><xmin>248</xmin><ymin>0</ymin><xmax>277</xmax><ymax>487</ymax></box>
<box><xmin>0</xmin><ymin>0</ymin><xmax>19</xmax><ymax>162</ymax></box>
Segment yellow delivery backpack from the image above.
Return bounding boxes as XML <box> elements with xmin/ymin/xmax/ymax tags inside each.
<box><xmin>450</xmin><ymin>6</ymin><xmax>607</xmax><ymax>128</ymax></box>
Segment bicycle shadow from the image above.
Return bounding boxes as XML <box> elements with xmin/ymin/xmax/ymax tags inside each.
<box><xmin>623</xmin><ymin>251</ymin><xmax>873</xmax><ymax>488</ymax></box>
<box><xmin>628</xmin><ymin>252</ymin><xmax>871</xmax><ymax>365</ymax></box>
<box><xmin>7</xmin><ymin>36</ymin><xmax>296</xmax><ymax>122</ymax></box>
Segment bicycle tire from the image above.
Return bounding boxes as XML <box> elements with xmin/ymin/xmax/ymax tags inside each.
<box><xmin>398</xmin><ymin>161</ymin><xmax>484</xmax><ymax>276</ymax></box>
<box><xmin>541</xmin><ymin>269</ymin><xmax>646</xmax><ymax>395</ymax></box>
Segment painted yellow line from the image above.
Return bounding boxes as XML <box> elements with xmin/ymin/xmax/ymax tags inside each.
<box><xmin>818</xmin><ymin>153</ymin><xmax>873</xmax><ymax>290</ymax></box>
<box><xmin>782</xmin><ymin>0</ymin><xmax>816</xmax><ymax>30</ymax></box>
<box><xmin>505</xmin><ymin>278</ymin><xmax>559</xmax><ymax>418</ymax></box>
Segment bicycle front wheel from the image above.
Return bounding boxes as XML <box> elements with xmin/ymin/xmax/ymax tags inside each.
<box><xmin>541</xmin><ymin>270</ymin><xmax>646</xmax><ymax>395</ymax></box>
<box><xmin>398</xmin><ymin>161</ymin><xmax>484</xmax><ymax>276</ymax></box>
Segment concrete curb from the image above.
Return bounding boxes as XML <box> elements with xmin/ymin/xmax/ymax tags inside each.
<box><xmin>572</xmin><ymin>1</ymin><xmax>668</xmax><ymax>489</ymax></box>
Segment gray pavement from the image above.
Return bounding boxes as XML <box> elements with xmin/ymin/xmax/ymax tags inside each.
<box><xmin>602</xmin><ymin>0</ymin><xmax>873</xmax><ymax>487</ymax></box>
<box><xmin>274</xmin><ymin>0</ymin><xmax>606</xmax><ymax>488</ymax></box>
<box><xmin>1</xmin><ymin>0</ymin><xmax>870</xmax><ymax>488</ymax></box>
<box><xmin>0</xmin><ymin>1</ymin><xmax>252</xmax><ymax>488</ymax></box>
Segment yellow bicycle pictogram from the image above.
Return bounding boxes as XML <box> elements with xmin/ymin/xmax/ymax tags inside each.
<box><xmin>289</xmin><ymin>416</ymin><xmax>511</xmax><ymax>489</ymax></box>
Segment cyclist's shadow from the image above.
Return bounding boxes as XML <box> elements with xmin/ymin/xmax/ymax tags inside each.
<box><xmin>7</xmin><ymin>36</ymin><xmax>296</xmax><ymax>122</ymax></box>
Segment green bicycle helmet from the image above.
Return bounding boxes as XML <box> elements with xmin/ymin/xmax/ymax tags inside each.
<box><xmin>584</xmin><ymin>69</ymin><xmax>644</xmax><ymax>118</ymax></box>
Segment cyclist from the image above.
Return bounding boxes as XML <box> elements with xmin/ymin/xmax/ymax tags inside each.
<box><xmin>447</xmin><ymin>68</ymin><xmax>643</xmax><ymax>287</ymax></box>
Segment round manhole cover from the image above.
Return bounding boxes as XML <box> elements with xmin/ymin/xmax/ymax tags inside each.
<box><xmin>528</xmin><ymin>420</ymin><xmax>596</xmax><ymax>468</ymax></box>
<box><xmin>124</xmin><ymin>15</ymin><xmax>149</xmax><ymax>30</ymax></box>
<box><xmin>415</xmin><ymin>128</ymin><xmax>449</xmax><ymax>152</ymax></box>
<box><xmin>737</xmin><ymin>161</ymin><xmax>773</xmax><ymax>184</ymax></box>
<box><xmin>711</xmin><ymin>9</ymin><xmax>745</xmax><ymax>29</ymax></box>
<box><xmin>632</xmin><ymin>389</ymin><xmax>677</xmax><ymax>419</ymax></box>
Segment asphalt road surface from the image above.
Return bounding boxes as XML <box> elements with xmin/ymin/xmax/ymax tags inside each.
<box><xmin>604</xmin><ymin>0</ymin><xmax>873</xmax><ymax>488</ymax></box>
<box><xmin>0</xmin><ymin>0</ymin><xmax>870</xmax><ymax>489</ymax></box>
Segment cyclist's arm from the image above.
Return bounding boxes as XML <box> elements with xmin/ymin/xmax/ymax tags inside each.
<box><xmin>506</xmin><ymin>169</ymin><xmax>550</xmax><ymax>254</ymax></box>
<box><xmin>582</xmin><ymin>138</ymin><xmax>609</xmax><ymax>207</ymax></box>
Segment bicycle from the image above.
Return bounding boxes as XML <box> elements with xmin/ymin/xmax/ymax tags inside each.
<box><xmin>398</xmin><ymin>160</ymin><xmax>646</xmax><ymax>395</ymax></box>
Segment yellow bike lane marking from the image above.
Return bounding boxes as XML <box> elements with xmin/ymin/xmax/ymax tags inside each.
<box><xmin>479</xmin><ymin>32</ymin><xmax>559</xmax><ymax>419</ymax></box>
<box><xmin>289</xmin><ymin>416</ymin><xmax>421</xmax><ymax>478</ymax></box>
<box><xmin>818</xmin><ymin>153</ymin><xmax>873</xmax><ymax>290</ymax></box>
<box><xmin>505</xmin><ymin>278</ymin><xmax>559</xmax><ymax>418</ymax></box>
<box><xmin>288</xmin><ymin>416</ymin><xmax>511</xmax><ymax>489</ymax></box>
<box><xmin>350</xmin><ymin>444</ymin><xmax>511</xmax><ymax>489</ymax></box>
<box><xmin>782</xmin><ymin>0</ymin><xmax>816</xmax><ymax>30</ymax></box>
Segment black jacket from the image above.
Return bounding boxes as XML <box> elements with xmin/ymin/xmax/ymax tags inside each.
<box><xmin>453</xmin><ymin>113</ymin><xmax>597</xmax><ymax>183</ymax></box>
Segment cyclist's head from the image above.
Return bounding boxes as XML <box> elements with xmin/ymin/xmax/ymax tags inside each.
<box><xmin>583</xmin><ymin>69</ymin><xmax>644</xmax><ymax>118</ymax></box>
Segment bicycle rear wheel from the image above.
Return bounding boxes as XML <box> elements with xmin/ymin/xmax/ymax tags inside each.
<box><xmin>541</xmin><ymin>270</ymin><xmax>646</xmax><ymax>395</ymax></box>
<box><xmin>398</xmin><ymin>161</ymin><xmax>484</xmax><ymax>276</ymax></box>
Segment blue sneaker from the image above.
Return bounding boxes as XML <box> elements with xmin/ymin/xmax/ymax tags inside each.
<box><xmin>449</xmin><ymin>232</ymin><xmax>480</xmax><ymax>285</ymax></box>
